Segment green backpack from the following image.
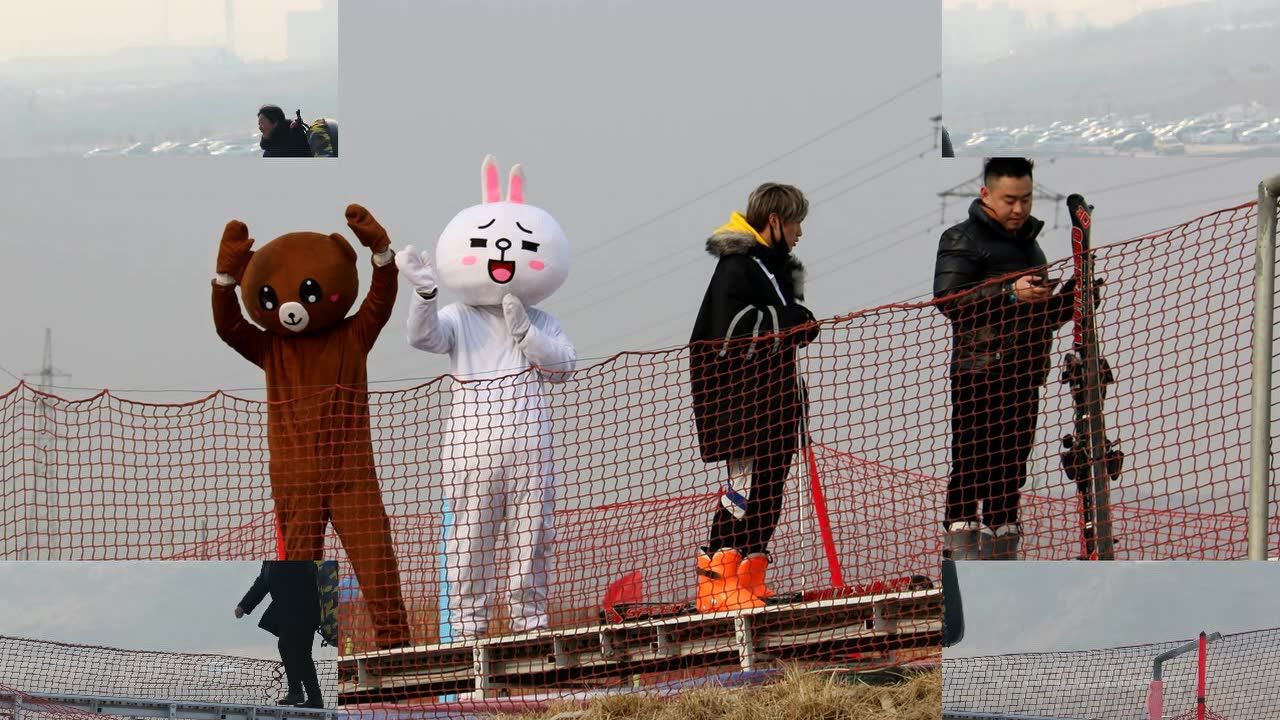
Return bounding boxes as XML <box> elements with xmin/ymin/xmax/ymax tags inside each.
<box><xmin>291</xmin><ymin>109</ymin><xmax>339</xmax><ymax>157</ymax></box>
<box><xmin>314</xmin><ymin>560</ymin><xmax>339</xmax><ymax>647</ymax></box>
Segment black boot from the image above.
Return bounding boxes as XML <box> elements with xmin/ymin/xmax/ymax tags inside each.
<box><xmin>297</xmin><ymin>662</ymin><xmax>324</xmax><ymax>709</ymax></box>
<box><xmin>276</xmin><ymin>691</ymin><xmax>305</xmax><ymax>706</ymax></box>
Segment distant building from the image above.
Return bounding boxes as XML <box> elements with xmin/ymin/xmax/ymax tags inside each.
<box><xmin>287</xmin><ymin>0</ymin><xmax>339</xmax><ymax>63</ymax></box>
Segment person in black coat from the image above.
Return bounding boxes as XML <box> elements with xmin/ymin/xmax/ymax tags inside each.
<box><xmin>236</xmin><ymin>561</ymin><xmax>324</xmax><ymax>708</ymax></box>
<box><xmin>257</xmin><ymin>105</ymin><xmax>313</xmax><ymax>158</ymax></box>
<box><xmin>933</xmin><ymin>157</ymin><xmax>1077</xmax><ymax>561</ymax></box>
<box><xmin>688</xmin><ymin>182</ymin><xmax>818</xmax><ymax>612</ymax></box>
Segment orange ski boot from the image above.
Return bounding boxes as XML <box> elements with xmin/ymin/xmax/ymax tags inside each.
<box><xmin>736</xmin><ymin>552</ymin><xmax>774</xmax><ymax>600</ymax></box>
<box><xmin>696</xmin><ymin>548</ymin><xmax>765</xmax><ymax>613</ymax></box>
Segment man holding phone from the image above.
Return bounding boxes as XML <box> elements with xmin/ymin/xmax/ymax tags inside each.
<box><xmin>933</xmin><ymin>157</ymin><xmax>1077</xmax><ymax>560</ymax></box>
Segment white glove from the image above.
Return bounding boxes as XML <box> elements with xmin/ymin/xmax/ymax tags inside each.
<box><xmin>502</xmin><ymin>293</ymin><xmax>531</xmax><ymax>340</ymax></box>
<box><xmin>395</xmin><ymin>244</ymin><xmax>437</xmax><ymax>297</ymax></box>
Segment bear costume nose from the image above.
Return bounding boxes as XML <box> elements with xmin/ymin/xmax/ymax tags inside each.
<box><xmin>495</xmin><ymin>238</ymin><xmax>511</xmax><ymax>251</ymax></box>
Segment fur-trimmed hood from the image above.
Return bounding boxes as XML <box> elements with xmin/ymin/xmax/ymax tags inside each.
<box><xmin>707</xmin><ymin>212</ymin><xmax>807</xmax><ymax>301</ymax></box>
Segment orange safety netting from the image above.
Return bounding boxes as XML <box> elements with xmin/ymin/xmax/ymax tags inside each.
<box><xmin>1</xmin><ymin>200</ymin><xmax>1276</xmax><ymax>713</ymax></box>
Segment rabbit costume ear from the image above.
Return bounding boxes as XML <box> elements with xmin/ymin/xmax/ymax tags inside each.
<box><xmin>481</xmin><ymin>154</ymin><xmax>501</xmax><ymax>204</ymax></box>
<box><xmin>507</xmin><ymin>164</ymin><xmax>525</xmax><ymax>204</ymax></box>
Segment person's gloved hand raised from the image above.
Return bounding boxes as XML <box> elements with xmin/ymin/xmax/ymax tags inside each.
<box><xmin>395</xmin><ymin>245</ymin><xmax>438</xmax><ymax>298</ymax></box>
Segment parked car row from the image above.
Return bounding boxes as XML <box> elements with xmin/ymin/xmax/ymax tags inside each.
<box><xmin>83</xmin><ymin>133</ymin><xmax>262</xmax><ymax>158</ymax></box>
<box><xmin>955</xmin><ymin>110</ymin><xmax>1280</xmax><ymax>155</ymax></box>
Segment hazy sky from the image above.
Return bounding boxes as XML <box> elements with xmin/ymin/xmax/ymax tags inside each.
<box><xmin>942</xmin><ymin>0</ymin><xmax>1202</xmax><ymax>26</ymax></box>
<box><xmin>0</xmin><ymin>0</ymin><xmax>1272</xmax><ymax>397</ymax></box>
<box><xmin>946</xmin><ymin>561</ymin><xmax>1280</xmax><ymax>657</ymax></box>
<box><xmin>0</xmin><ymin>562</ymin><xmax>337</xmax><ymax>661</ymax></box>
<box><xmin>0</xmin><ymin>0</ymin><xmax>325</xmax><ymax>62</ymax></box>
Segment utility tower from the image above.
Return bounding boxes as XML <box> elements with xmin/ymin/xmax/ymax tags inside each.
<box><xmin>17</xmin><ymin>329</ymin><xmax>71</xmax><ymax>559</ymax></box>
<box><xmin>937</xmin><ymin>167</ymin><xmax>1068</xmax><ymax>229</ymax></box>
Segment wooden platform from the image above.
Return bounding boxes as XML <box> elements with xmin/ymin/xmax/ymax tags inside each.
<box><xmin>339</xmin><ymin>587</ymin><xmax>941</xmax><ymax>703</ymax></box>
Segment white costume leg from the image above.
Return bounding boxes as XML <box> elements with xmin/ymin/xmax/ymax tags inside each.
<box><xmin>507</xmin><ymin>436</ymin><xmax>555</xmax><ymax>634</ymax></box>
<box><xmin>443</xmin><ymin>440</ymin><xmax>505</xmax><ymax>638</ymax></box>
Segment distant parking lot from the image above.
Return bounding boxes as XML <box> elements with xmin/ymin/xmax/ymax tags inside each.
<box><xmin>82</xmin><ymin>133</ymin><xmax>262</xmax><ymax>158</ymax></box>
<box><xmin>953</xmin><ymin>112</ymin><xmax>1280</xmax><ymax>157</ymax></box>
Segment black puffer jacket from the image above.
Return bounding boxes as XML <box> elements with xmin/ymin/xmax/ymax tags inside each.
<box><xmin>689</xmin><ymin>216</ymin><xmax>818</xmax><ymax>463</ymax></box>
<box><xmin>261</xmin><ymin>122</ymin><xmax>313</xmax><ymax>158</ymax></box>
<box><xmin>933</xmin><ymin>199</ymin><xmax>1073</xmax><ymax>383</ymax></box>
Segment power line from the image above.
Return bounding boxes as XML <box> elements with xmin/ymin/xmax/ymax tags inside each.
<box><xmin>0</xmin><ymin>363</ymin><xmax>21</xmax><ymax>382</ymax></box>
<box><xmin>583</xmin><ymin>208</ymin><xmax>941</xmax><ymax>356</ymax></box>
<box><xmin>574</xmin><ymin>71</ymin><xmax>940</xmax><ymax>263</ymax></box>
<box><xmin>1103</xmin><ymin>191</ymin><xmax>1252</xmax><ymax>222</ymax></box>
<box><xmin>810</xmin><ymin>144</ymin><xmax>934</xmax><ymax>207</ymax></box>
<box><xmin>807</xmin><ymin>132</ymin><xmax>934</xmax><ymax>195</ymax></box>
<box><xmin>602</xmin><ymin>179</ymin><xmax>1249</xmax><ymax>353</ymax></box>
<box><xmin>1083</xmin><ymin>157</ymin><xmax>1247</xmax><ymax>195</ymax></box>
<box><xmin>560</xmin><ymin>132</ymin><xmax>938</xmax><ymax>322</ymax></box>
<box><xmin>806</xmin><ymin>209</ymin><xmax>939</xmax><ymax>281</ymax></box>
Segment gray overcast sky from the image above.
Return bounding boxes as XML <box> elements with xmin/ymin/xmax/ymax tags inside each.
<box><xmin>0</xmin><ymin>561</ymin><xmax>336</xmax><ymax>661</ymax></box>
<box><xmin>0</xmin><ymin>0</ymin><xmax>323</xmax><ymax>62</ymax></box>
<box><xmin>946</xmin><ymin>561</ymin><xmax>1280</xmax><ymax>658</ymax></box>
<box><xmin>0</xmin><ymin>0</ymin><xmax>1276</xmax><ymax>401</ymax></box>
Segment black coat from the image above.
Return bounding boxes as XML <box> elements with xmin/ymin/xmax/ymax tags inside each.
<box><xmin>260</xmin><ymin>122</ymin><xmax>313</xmax><ymax>158</ymax></box>
<box><xmin>239</xmin><ymin>561</ymin><xmax>321</xmax><ymax>638</ymax></box>
<box><xmin>933</xmin><ymin>199</ymin><xmax>1074</xmax><ymax>383</ymax></box>
<box><xmin>689</xmin><ymin>225</ymin><xmax>817</xmax><ymax>463</ymax></box>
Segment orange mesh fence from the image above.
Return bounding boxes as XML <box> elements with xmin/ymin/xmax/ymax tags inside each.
<box><xmin>943</xmin><ymin>626</ymin><xmax>1280</xmax><ymax>720</ymax></box>
<box><xmin>0</xmin><ymin>635</ymin><xmax>336</xmax><ymax>707</ymax></box>
<box><xmin>0</xmin><ymin>201</ymin><xmax>1275</xmax><ymax>712</ymax></box>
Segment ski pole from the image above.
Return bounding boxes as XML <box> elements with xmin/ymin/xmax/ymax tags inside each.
<box><xmin>800</xmin><ymin>378</ymin><xmax>844</xmax><ymax>589</ymax></box>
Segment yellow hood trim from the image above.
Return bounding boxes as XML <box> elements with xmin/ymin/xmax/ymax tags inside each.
<box><xmin>713</xmin><ymin>211</ymin><xmax>770</xmax><ymax>248</ymax></box>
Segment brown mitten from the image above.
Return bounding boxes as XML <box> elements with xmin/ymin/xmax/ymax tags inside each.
<box><xmin>345</xmin><ymin>203</ymin><xmax>390</xmax><ymax>253</ymax></box>
<box><xmin>217</xmin><ymin>220</ymin><xmax>255</xmax><ymax>284</ymax></box>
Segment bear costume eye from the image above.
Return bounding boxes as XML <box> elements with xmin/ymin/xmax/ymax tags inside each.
<box><xmin>300</xmin><ymin>278</ymin><xmax>323</xmax><ymax>304</ymax></box>
<box><xmin>470</xmin><ymin>238</ymin><xmax>488</xmax><ymax>248</ymax></box>
<box><xmin>521</xmin><ymin>240</ymin><xmax>540</xmax><ymax>252</ymax></box>
<box><xmin>258</xmin><ymin>285</ymin><xmax>278</xmax><ymax>311</ymax></box>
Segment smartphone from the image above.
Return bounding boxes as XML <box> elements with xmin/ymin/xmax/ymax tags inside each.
<box><xmin>1034</xmin><ymin>276</ymin><xmax>1062</xmax><ymax>288</ymax></box>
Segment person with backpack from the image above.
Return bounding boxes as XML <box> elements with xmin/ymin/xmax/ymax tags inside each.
<box><xmin>257</xmin><ymin>104</ymin><xmax>312</xmax><ymax>158</ymax></box>
<box><xmin>235</xmin><ymin>561</ymin><xmax>325</xmax><ymax>708</ymax></box>
<box><xmin>305</xmin><ymin>116</ymin><xmax>339</xmax><ymax>158</ymax></box>
<box><xmin>687</xmin><ymin>182</ymin><xmax>819</xmax><ymax>612</ymax></box>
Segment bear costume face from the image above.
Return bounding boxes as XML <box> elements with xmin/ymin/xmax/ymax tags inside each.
<box><xmin>435</xmin><ymin>155</ymin><xmax>569</xmax><ymax>307</ymax></box>
<box><xmin>240</xmin><ymin>231</ymin><xmax>360</xmax><ymax>335</ymax></box>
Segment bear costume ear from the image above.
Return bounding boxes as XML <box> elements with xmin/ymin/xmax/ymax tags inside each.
<box><xmin>329</xmin><ymin>232</ymin><xmax>357</xmax><ymax>263</ymax></box>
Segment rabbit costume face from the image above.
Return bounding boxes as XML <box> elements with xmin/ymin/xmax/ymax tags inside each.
<box><xmin>436</xmin><ymin>155</ymin><xmax>570</xmax><ymax>307</ymax></box>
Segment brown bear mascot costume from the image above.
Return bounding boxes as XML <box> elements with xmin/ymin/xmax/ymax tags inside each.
<box><xmin>212</xmin><ymin>204</ymin><xmax>410</xmax><ymax>649</ymax></box>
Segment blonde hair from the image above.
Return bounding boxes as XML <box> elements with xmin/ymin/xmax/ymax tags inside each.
<box><xmin>745</xmin><ymin>183</ymin><xmax>808</xmax><ymax>233</ymax></box>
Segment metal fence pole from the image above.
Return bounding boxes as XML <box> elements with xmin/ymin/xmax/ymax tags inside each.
<box><xmin>1250</xmin><ymin>176</ymin><xmax>1280</xmax><ymax>561</ymax></box>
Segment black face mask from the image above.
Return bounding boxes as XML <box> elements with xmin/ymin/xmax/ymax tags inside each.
<box><xmin>771</xmin><ymin>218</ymin><xmax>791</xmax><ymax>257</ymax></box>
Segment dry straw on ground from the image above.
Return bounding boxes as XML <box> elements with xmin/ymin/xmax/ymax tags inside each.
<box><xmin>492</xmin><ymin>667</ymin><xmax>942</xmax><ymax>720</ymax></box>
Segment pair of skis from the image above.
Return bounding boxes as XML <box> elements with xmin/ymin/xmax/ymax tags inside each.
<box><xmin>1061</xmin><ymin>194</ymin><xmax>1123</xmax><ymax>561</ymax></box>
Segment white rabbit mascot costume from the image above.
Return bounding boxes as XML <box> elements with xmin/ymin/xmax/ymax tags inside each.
<box><xmin>396</xmin><ymin>155</ymin><xmax>575</xmax><ymax>636</ymax></box>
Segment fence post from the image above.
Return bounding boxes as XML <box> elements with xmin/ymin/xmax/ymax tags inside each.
<box><xmin>1249</xmin><ymin>176</ymin><xmax>1280</xmax><ymax>561</ymax></box>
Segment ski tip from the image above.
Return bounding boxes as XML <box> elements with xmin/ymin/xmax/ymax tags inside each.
<box><xmin>1066</xmin><ymin>193</ymin><xmax>1087</xmax><ymax>207</ymax></box>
